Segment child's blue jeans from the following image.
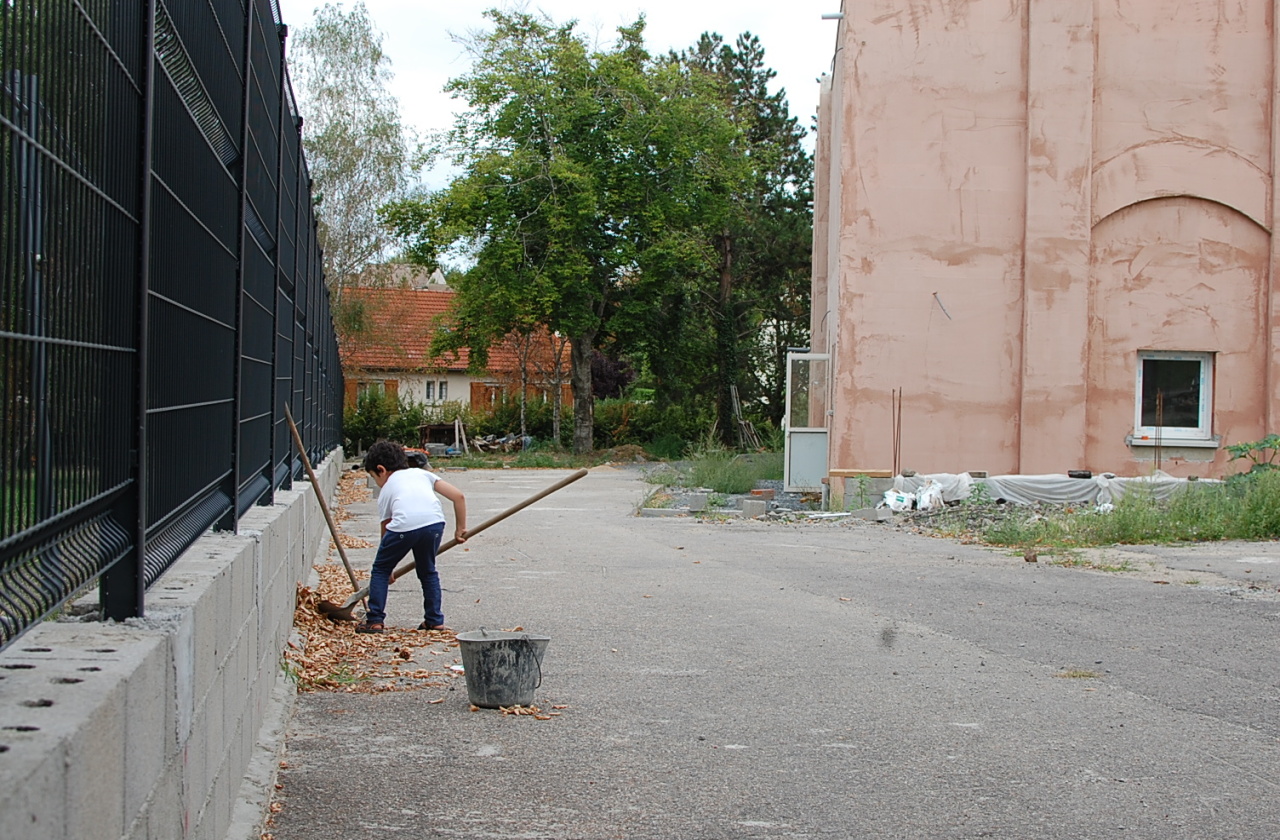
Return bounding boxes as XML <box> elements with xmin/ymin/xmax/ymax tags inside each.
<box><xmin>365</xmin><ymin>522</ymin><xmax>446</xmax><ymax>626</ymax></box>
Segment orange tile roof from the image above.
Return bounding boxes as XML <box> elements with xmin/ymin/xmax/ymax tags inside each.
<box><xmin>338</xmin><ymin>286</ymin><xmax>530</xmax><ymax>376</ymax></box>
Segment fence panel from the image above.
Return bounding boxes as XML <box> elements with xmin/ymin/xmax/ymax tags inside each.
<box><xmin>0</xmin><ymin>0</ymin><xmax>341</xmax><ymax>650</ymax></box>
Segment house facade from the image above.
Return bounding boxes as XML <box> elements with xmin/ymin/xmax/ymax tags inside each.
<box><xmin>811</xmin><ymin>0</ymin><xmax>1280</xmax><ymax>479</ymax></box>
<box><xmin>341</xmin><ymin>282</ymin><xmax>475</xmax><ymax>408</ymax></box>
<box><xmin>340</xmin><ymin>271</ymin><xmax>571</xmax><ymax>413</ymax></box>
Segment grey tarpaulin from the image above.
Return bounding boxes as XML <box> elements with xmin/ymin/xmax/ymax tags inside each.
<box><xmin>894</xmin><ymin>471</ymin><xmax>1219</xmax><ymax>507</ymax></box>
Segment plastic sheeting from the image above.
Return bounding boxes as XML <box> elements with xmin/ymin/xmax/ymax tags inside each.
<box><xmin>893</xmin><ymin>471</ymin><xmax>1219</xmax><ymax>507</ymax></box>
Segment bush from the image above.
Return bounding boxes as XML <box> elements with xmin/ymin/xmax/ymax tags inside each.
<box><xmin>646</xmin><ymin>433</ymin><xmax>687</xmax><ymax>460</ymax></box>
<box><xmin>343</xmin><ymin>390</ymin><xmax>398</xmax><ymax>450</ymax></box>
<box><xmin>468</xmin><ymin>394</ymin><xmax>564</xmax><ymax>444</ymax></box>
<box><xmin>345</xmin><ymin>394</ymin><xmax>484</xmax><ymax>451</ymax></box>
<box><xmin>592</xmin><ymin>398</ymin><xmax>709</xmax><ymax>453</ymax></box>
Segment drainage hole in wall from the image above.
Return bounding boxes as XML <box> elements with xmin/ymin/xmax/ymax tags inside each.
<box><xmin>3</xmin><ymin>725</ymin><xmax>39</xmax><ymax>732</ymax></box>
<box><xmin>77</xmin><ymin>666</ymin><xmax>101</xmax><ymax>672</ymax></box>
<box><xmin>88</xmin><ymin>649</ymin><xmax>116</xmax><ymax>654</ymax></box>
<box><xmin>21</xmin><ymin>648</ymin><xmax>52</xmax><ymax>653</ymax></box>
<box><xmin>22</xmin><ymin>699</ymin><xmax>53</xmax><ymax>708</ymax></box>
<box><xmin>51</xmin><ymin>677</ymin><xmax>83</xmax><ymax>685</ymax></box>
<box><xmin>1</xmin><ymin>664</ymin><xmax>35</xmax><ymax>670</ymax></box>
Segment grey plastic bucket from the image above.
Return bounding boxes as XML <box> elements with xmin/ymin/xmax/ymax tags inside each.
<box><xmin>455</xmin><ymin>629</ymin><xmax>550</xmax><ymax>708</ymax></box>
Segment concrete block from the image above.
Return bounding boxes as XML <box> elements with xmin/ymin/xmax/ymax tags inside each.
<box><xmin>141</xmin><ymin>762</ymin><xmax>183</xmax><ymax>840</ymax></box>
<box><xmin>851</xmin><ymin>507</ymin><xmax>893</xmax><ymax>522</ymax></box>
<box><xmin>837</xmin><ymin>476</ymin><xmax>894</xmax><ymax>510</ymax></box>
<box><xmin>0</xmin><ymin>735</ymin><xmax>67</xmax><ymax>840</ymax></box>
<box><xmin>230</xmin><ymin>545</ymin><xmax>254</xmax><ymax>626</ymax></box>
<box><xmin>686</xmin><ymin>493</ymin><xmax>708</xmax><ymax>512</ymax></box>
<box><xmin>123</xmin><ymin>641</ymin><xmax>172</xmax><ymax>821</ymax></box>
<box><xmin>203</xmin><ymin>752</ymin><xmax>236</xmax><ymax>840</ymax></box>
<box><xmin>181</xmin><ymin>710</ymin><xmax>211</xmax><ymax>825</ymax></box>
<box><xmin>740</xmin><ymin>499</ymin><xmax>768</xmax><ymax>518</ymax></box>
<box><xmin>0</xmin><ymin>627</ymin><xmax>171</xmax><ymax>840</ymax></box>
<box><xmin>64</xmin><ymin>674</ymin><xmax>126</xmax><ymax>840</ymax></box>
<box><xmin>222</xmin><ymin>639</ymin><xmax>252</xmax><ymax>758</ymax></box>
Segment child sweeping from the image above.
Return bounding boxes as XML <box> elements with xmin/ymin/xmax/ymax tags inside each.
<box><xmin>358</xmin><ymin>440</ymin><xmax>467</xmax><ymax>634</ymax></box>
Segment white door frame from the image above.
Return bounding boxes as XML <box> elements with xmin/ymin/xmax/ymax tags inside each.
<box><xmin>784</xmin><ymin>352</ymin><xmax>830</xmax><ymax>493</ymax></box>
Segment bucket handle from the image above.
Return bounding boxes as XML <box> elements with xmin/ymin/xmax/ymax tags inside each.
<box><xmin>522</xmin><ymin>634</ymin><xmax>544</xmax><ymax>690</ymax></box>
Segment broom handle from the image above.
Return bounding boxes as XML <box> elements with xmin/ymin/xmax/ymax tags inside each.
<box><xmin>284</xmin><ymin>403</ymin><xmax>363</xmax><ymax>597</ymax></box>
<box><xmin>338</xmin><ymin>468</ymin><xmax>589</xmax><ymax>609</ymax></box>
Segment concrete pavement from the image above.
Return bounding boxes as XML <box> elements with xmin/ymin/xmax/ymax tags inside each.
<box><xmin>268</xmin><ymin>465</ymin><xmax>1280</xmax><ymax>839</ymax></box>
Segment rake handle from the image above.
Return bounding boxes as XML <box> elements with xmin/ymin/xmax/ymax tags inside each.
<box><xmin>285</xmin><ymin>403</ymin><xmax>362</xmax><ymax>599</ymax></box>
<box><xmin>337</xmin><ymin>468</ymin><xmax>589</xmax><ymax>610</ymax></box>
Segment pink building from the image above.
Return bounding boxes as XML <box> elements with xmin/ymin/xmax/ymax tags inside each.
<box><xmin>810</xmin><ymin>0</ymin><xmax>1280</xmax><ymax>480</ymax></box>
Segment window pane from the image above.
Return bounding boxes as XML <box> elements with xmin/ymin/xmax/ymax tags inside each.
<box><xmin>1141</xmin><ymin>359</ymin><xmax>1200</xmax><ymax>428</ymax></box>
<box><xmin>439</xmin><ymin>381</ymin><xmax>447</xmax><ymax>400</ymax></box>
<box><xmin>424</xmin><ymin>381</ymin><xmax>434</xmax><ymax>400</ymax></box>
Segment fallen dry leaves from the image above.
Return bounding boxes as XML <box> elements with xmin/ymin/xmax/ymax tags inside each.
<box><xmin>329</xmin><ymin>533</ymin><xmax>374</xmax><ymax>551</ymax></box>
<box><xmin>335</xmin><ymin>469</ymin><xmax>371</xmax><ymax>505</ymax></box>
<box><xmin>284</xmin><ymin>469</ymin><xmax>564</xmax><ymax>719</ymax></box>
<box><xmin>288</xmin><ymin>564</ymin><xmax>462</xmax><ymax>694</ymax></box>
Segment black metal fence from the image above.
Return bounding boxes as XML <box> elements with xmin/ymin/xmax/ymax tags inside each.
<box><xmin>0</xmin><ymin>0</ymin><xmax>342</xmax><ymax>650</ymax></box>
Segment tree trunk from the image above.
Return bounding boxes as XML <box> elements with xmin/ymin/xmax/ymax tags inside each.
<box><xmin>570</xmin><ymin>334</ymin><xmax>595</xmax><ymax>454</ymax></box>
<box><xmin>715</xmin><ymin>230</ymin><xmax>739</xmax><ymax>447</ymax></box>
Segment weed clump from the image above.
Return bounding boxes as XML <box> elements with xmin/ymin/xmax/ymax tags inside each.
<box><xmin>917</xmin><ymin>468</ymin><xmax>1280</xmax><ymax>548</ymax></box>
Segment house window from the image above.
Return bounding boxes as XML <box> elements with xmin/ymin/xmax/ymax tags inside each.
<box><xmin>438</xmin><ymin>381</ymin><xmax>447</xmax><ymax>401</ymax></box>
<box><xmin>357</xmin><ymin>380</ymin><xmax>385</xmax><ymax>400</ymax></box>
<box><xmin>424</xmin><ymin>381</ymin><xmax>434</xmax><ymax>401</ymax></box>
<box><xmin>1134</xmin><ymin>351</ymin><xmax>1213</xmax><ymax>441</ymax></box>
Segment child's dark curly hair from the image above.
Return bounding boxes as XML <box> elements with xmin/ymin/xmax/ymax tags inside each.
<box><xmin>363</xmin><ymin>440</ymin><xmax>408</xmax><ymax>473</ymax></box>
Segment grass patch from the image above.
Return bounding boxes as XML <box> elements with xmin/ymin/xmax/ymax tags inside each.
<box><xmin>643</xmin><ymin>447</ymin><xmax>783</xmax><ymax>496</ymax></box>
<box><xmin>316</xmin><ymin>664</ymin><xmax>364</xmax><ymax>688</ymax></box>
<box><xmin>688</xmin><ymin>450</ymin><xmax>782</xmax><ymax>495</ymax></box>
<box><xmin>646</xmin><ymin>492</ymin><xmax>675</xmax><ymax>509</ymax></box>
<box><xmin>1047</xmin><ymin>556</ymin><xmax>1137</xmax><ymax>573</ymax></box>
<box><xmin>939</xmin><ymin>469</ymin><xmax>1280</xmax><ymax>549</ymax></box>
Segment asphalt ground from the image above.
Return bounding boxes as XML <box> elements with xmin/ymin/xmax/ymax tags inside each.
<box><xmin>269</xmin><ymin>465</ymin><xmax>1280</xmax><ymax>839</ymax></box>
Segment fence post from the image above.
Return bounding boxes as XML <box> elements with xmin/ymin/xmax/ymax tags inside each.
<box><xmin>270</xmin><ymin>18</ymin><xmax>288</xmax><ymax>495</ymax></box>
<box><xmin>102</xmin><ymin>0</ymin><xmax>155</xmax><ymax>621</ymax></box>
<box><xmin>219</xmin><ymin>0</ymin><xmax>257</xmax><ymax>530</ymax></box>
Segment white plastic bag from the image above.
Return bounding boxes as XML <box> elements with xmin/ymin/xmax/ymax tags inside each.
<box><xmin>880</xmin><ymin>490</ymin><xmax>916</xmax><ymax>512</ymax></box>
<box><xmin>917</xmin><ymin>480</ymin><xmax>944</xmax><ymax>511</ymax></box>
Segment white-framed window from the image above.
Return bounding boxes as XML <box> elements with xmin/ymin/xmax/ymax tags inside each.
<box><xmin>438</xmin><ymin>380</ymin><xmax>447</xmax><ymax>401</ymax></box>
<box><xmin>1133</xmin><ymin>351</ymin><xmax>1214</xmax><ymax>442</ymax></box>
<box><xmin>424</xmin><ymin>381</ymin><xmax>434</xmax><ymax>401</ymax></box>
<box><xmin>357</xmin><ymin>380</ymin><xmax>385</xmax><ymax>400</ymax></box>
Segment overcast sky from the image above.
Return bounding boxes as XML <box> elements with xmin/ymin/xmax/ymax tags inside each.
<box><xmin>275</xmin><ymin>0</ymin><xmax>841</xmax><ymax>188</ymax></box>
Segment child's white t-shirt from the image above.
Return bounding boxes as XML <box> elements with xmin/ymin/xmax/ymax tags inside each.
<box><xmin>377</xmin><ymin>468</ymin><xmax>446</xmax><ymax>532</ymax></box>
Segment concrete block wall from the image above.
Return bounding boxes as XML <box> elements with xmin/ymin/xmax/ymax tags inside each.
<box><xmin>0</xmin><ymin>449</ymin><xmax>343</xmax><ymax>840</ymax></box>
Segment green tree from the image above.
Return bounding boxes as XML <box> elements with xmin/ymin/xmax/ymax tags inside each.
<box><xmin>673</xmin><ymin>33</ymin><xmax>814</xmax><ymax>435</ymax></box>
<box><xmin>291</xmin><ymin>1</ymin><xmax>414</xmax><ymax>291</ymax></box>
<box><xmin>385</xmin><ymin>9</ymin><xmax>742</xmax><ymax>453</ymax></box>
